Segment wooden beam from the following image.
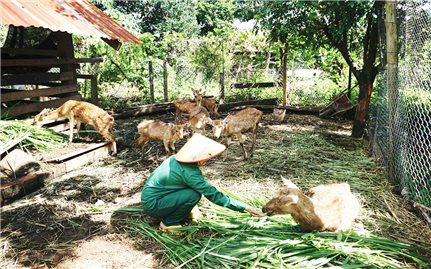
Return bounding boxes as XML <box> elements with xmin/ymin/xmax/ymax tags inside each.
<box><xmin>1</xmin><ymin>48</ymin><xmax>58</xmax><ymax>57</ymax></box>
<box><xmin>1</xmin><ymin>94</ymin><xmax>81</xmax><ymax>118</ymax></box>
<box><xmin>1</xmin><ymin>57</ymin><xmax>103</xmax><ymax>67</ymax></box>
<box><xmin>101</xmin><ymin>38</ymin><xmax>122</xmax><ymax>50</ymax></box>
<box><xmin>1</xmin><ymin>71</ymin><xmax>75</xmax><ymax>86</ymax></box>
<box><xmin>1</xmin><ymin>85</ymin><xmax>77</xmax><ymax>102</ymax></box>
<box><xmin>231</xmin><ymin>82</ymin><xmax>279</xmax><ymax>89</ymax></box>
<box><xmin>45</xmin><ymin>142</ymin><xmax>112</xmax><ymax>163</ymax></box>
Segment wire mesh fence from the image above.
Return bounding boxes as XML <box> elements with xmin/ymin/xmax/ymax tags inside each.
<box><xmin>370</xmin><ymin>1</ymin><xmax>431</xmax><ymax>207</ymax></box>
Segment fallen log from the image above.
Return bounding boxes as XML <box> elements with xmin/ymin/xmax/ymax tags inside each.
<box><xmin>229</xmin><ymin>104</ymin><xmax>320</xmax><ymax>115</ymax></box>
<box><xmin>112</xmin><ymin>102</ymin><xmax>175</xmax><ymax>119</ymax></box>
<box><xmin>112</xmin><ymin>98</ymin><xmax>279</xmax><ymax>119</ymax></box>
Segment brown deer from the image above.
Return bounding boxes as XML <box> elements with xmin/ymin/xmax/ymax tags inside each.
<box><xmin>177</xmin><ymin>106</ymin><xmax>212</xmax><ymax>136</ymax></box>
<box><xmin>172</xmin><ymin>98</ymin><xmax>202</xmax><ymax>121</ymax></box>
<box><xmin>192</xmin><ymin>88</ymin><xmax>220</xmax><ymax>117</ymax></box>
<box><xmin>262</xmin><ymin>177</ymin><xmax>361</xmax><ymax>232</ymax></box>
<box><xmin>134</xmin><ymin>119</ymin><xmax>185</xmax><ymax>160</ymax></box>
<box><xmin>33</xmin><ymin>100</ymin><xmax>116</xmax><ymax>144</ymax></box>
<box><xmin>211</xmin><ymin>107</ymin><xmax>263</xmax><ymax>160</ymax></box>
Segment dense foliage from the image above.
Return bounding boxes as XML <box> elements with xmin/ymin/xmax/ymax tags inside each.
<box><xmin>74</xmin><ymin>0</ymin><xmax>353</xmax><ymax>110</ymax></box>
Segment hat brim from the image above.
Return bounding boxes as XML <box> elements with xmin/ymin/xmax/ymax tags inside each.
<box><xmin>174</xmin><ymin>133</ymin><xmax>226</xmax><ymax>163</ymax></box>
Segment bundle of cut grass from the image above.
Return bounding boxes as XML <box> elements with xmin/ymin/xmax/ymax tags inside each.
<box><xmin>119</xmin><ymin>201</ymin><xmax>430</xmax><ymax>269</ymax></box>
<box><xmin>0</xmin><ymin>120</ymin><xmax>67</xmax><ymax>153</ymax></box>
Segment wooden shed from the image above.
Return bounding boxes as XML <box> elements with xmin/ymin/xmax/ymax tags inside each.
<box><xmin>0</xmin><ymin>0</ymin><xmax>142</xmax><ymax>119</ymax></box>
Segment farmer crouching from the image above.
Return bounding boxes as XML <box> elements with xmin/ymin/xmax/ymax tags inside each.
<box><xmin>141</xmin><ymin>133</ymin><xmax>264</xmax><ymax>230</ymax></box>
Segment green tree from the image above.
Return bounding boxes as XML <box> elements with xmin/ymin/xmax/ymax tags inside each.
<box><xmin>196</xmin><ymin>0</ymin><xmax>235</xmax><ymax>35</ymax></box>
<box><xmin>256</xmin><ymin>0</ymin><xmax>382</xmax><ymax>137</ymax></box>
<box><xmin>114</xmin><ymin>0</ymin><xmax>200</xmax><ymax>37</ymax></box>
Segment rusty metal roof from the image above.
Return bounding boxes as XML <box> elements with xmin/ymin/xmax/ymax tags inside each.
<box><xmin>0</xmin><ymin>0</ymin><xmax>142</xmax><ymax>44</ymax></box>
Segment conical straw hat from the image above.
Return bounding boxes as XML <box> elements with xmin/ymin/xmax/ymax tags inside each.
<box><xmin>175</xmin><ymin>133</ymin><xmax>226</xmax><ymax>163</ymax></box>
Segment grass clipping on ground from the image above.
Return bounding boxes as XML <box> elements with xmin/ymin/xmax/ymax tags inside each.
<box><xmin>118</xmin><ymin>124</ymin><xmax>431</xmax><ymax>268</ymax></box>
<box><xmin>119</xmin><ymin>202</ymin><xmax>430</xmax><ymax>269</ymax></box>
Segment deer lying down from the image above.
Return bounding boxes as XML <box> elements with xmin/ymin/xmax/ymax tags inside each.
<box><xmin>211</xmin><ymin>107</ymin><xmax>263</xmax><ymax>160</ymax></box>
<box><xmin>262</xmin><ymin>177</ymin><xmax>360</xmax><ymax>232</ymax></box>
<box><xmin>134</xmin><ymin>119</ymin><xmax>185</xmax><ymax>160</ymax></box>
<box><xmin>33</xmin><ymin>100</ymin><xmax>116</xmax><ymax>143</ymax></box>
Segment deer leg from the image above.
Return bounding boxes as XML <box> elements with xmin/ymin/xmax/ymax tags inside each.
<box><xmin>75</xmin><ymin>120</ymin><xmax>82</xmax><ymax>139</ymax></box>
<box><xmin>68</xmin><ymin>116</ymin><xmax>75</xmax><ymax>143</ymax></box>
<box><xmin>237</xmin><ymin>133</ymin><xmax>248</xmax><ymax>160</ymax></box>
<box><xmin>140</xmin><ymin>141</ymin><xmax>148</xmax><ymax>161</ymax></box>
<box><xmin>163</xmin><ymin>140</ymin><xmax>171</xmax><ymax>156</ymax></box>
<box><xmin>170</xmin><ymin>142</ymin><xmax>176</xmax><ymax>154</ymax></box>
<box><xmin>250</xmin><ymin>128</ymin><xmax>257</xmax><ymax>157</ymax></box>
<box><xmin>222</xmin><ymin>137</ymin><xmax>231</xmax><ymax>161</ymax></box>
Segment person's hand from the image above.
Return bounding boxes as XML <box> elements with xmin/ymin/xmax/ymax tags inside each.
<box><xmin>245</xmin><ymin>206</ymin><xmax>265</xmax><ymax>217</ymax></box>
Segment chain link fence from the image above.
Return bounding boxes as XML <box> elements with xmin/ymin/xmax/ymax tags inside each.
<box><xmin>370</xmin><ymin>1</ymin><xmax>431</xmax><ymax>208</ymax></box>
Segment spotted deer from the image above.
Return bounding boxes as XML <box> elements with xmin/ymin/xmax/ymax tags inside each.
<box><xmin>33</xmin><ymin>100</ymin><xmax>116</xmax><ymax>144</ymax></box>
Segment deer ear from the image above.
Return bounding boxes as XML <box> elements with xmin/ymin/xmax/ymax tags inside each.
<box><xmin>40</xmin><ymin>108</ymin><xmax>50</xmax><ymax>114</ymax></box>
<box><xmin>281</xmin><ymin>176</ymin><xmax>300</xmax><ymax>189</ymax></box>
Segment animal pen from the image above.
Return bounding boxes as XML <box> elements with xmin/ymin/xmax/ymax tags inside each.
<box><xmin>1</xmin><ymin>1</ymin><xmax>431</xmax><ymax>269</ymax></box>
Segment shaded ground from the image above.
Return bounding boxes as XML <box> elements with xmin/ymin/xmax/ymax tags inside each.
<box><xmin>1</xmin><ymin>112</ymin><xmax>430</xmax><ymax>268</ymax></box>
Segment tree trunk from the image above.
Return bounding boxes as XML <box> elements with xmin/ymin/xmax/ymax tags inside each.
<box><xmin>281</xmin><ymin>45</ymin><xmax>287</xmax><ymax>106</ymax></box>
<box><xmin>149</xmin><ymin>61</ymin><xmax>154</xmax><ymax>103</ymax></box>
<box><xmin>351</xmin><ymin>79</ymin><xmax>374</xmax><ymax>137</ymax></box>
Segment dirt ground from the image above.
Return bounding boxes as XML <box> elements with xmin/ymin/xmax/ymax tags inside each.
<box><xmin>1</xmin><ymin>111</ymin><xmax>430</xmax><ymax>269</ymax></box>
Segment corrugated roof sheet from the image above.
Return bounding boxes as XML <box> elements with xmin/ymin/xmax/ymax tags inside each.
<box><xmin>0</xmin><ymin>0</ymin><xmax>142</xmax><ymax>44</ymax></box>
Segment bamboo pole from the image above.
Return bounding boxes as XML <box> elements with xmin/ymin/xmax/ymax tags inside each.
<box><xmin>385</xmin><ymin>0</ymin><xmax>398</xmax><ymax>183</ymax></box>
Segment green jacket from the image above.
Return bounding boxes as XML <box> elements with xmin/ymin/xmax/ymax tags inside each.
<box><xmin>141</xmin><ymin>156</ymin><xmax>247</xmax><ymax>212</ymax></box>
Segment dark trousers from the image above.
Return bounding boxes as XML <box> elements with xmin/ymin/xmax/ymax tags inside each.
<box><xmin>146</xmin><ymin>189</ymin><xmax>201</xmax><ymax>226</ymax></box>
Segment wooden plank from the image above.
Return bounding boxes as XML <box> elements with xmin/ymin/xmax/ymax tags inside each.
<box><xmin>1</xmin><ymin>48</ymin><xmax>58</xmax><ymax>57</ymax></box>
<box><xmin>1</xmin><ymin>85</ymin><xmax>77</xmax><ymax>102</ymax></box>
<box><xmin>1</xmin><ymin>57</ymin><xmax>103</xmax><ymax>67</ymax></box>
<box><xmin>1</xmin><ymin>71</ymin><xmax>75</xmax><ymax>86</ymax></box>
<box><xmin>0</xmin><ymin>133</ymin><xmax>30</xmax><ymax>156</ymax></box>
<box><xmin>45</xmin><ymin>142</ymin><xmax>111</xmax><ymax>163</ymax></box>
<box><xmin>1</xmin><ymin>94</ymin><xmax>81</xmax><ymax>118</ymax></box>
<box><xmin>63</xmin><ymin>143</ymin><xmax>112</xmax><ymax>173</ymax></box>
<box><xmin>231</xmin><ymin>82</ymin><xmax>279</xmax><ymax>89</ymax></box>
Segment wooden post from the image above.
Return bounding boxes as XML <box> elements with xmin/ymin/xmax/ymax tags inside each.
<box><xmin>90</xmin><ymin>75</ymin><xmax>99</xmax><ymax>105</ymax></box>
<box><xmin>385</xmin><ymin>0</ymin><xmax>397</xmax><ymax>183</ymax></box>
<box><xmin>281</xmin><ymin>45</ymin><xmax>287</xmax><ymax>106</ymax></box>
<box><xmin>56</xmin><ymin>32</ymin><xmax>78</xmax><ymax>97</ymax></box>
<box><xmin>163</xmin><ymin>59</ymin><xmax>168</xmax><ymax>102</ymax></box>
<box><xmin>149</xmin><ymin>60</ymin><xmax>154</xmax><ymax>103</ymax></box>
<box><xmin>219</xmin><ymin>41</ymin><xmax>225</xmax><ymax>102</ymax></box>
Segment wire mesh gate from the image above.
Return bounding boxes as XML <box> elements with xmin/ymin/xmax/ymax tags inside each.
<box><xmin>371</xmin><ymin>0</ymin><xmax>431</xmax><ymax>208</ymax></box>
